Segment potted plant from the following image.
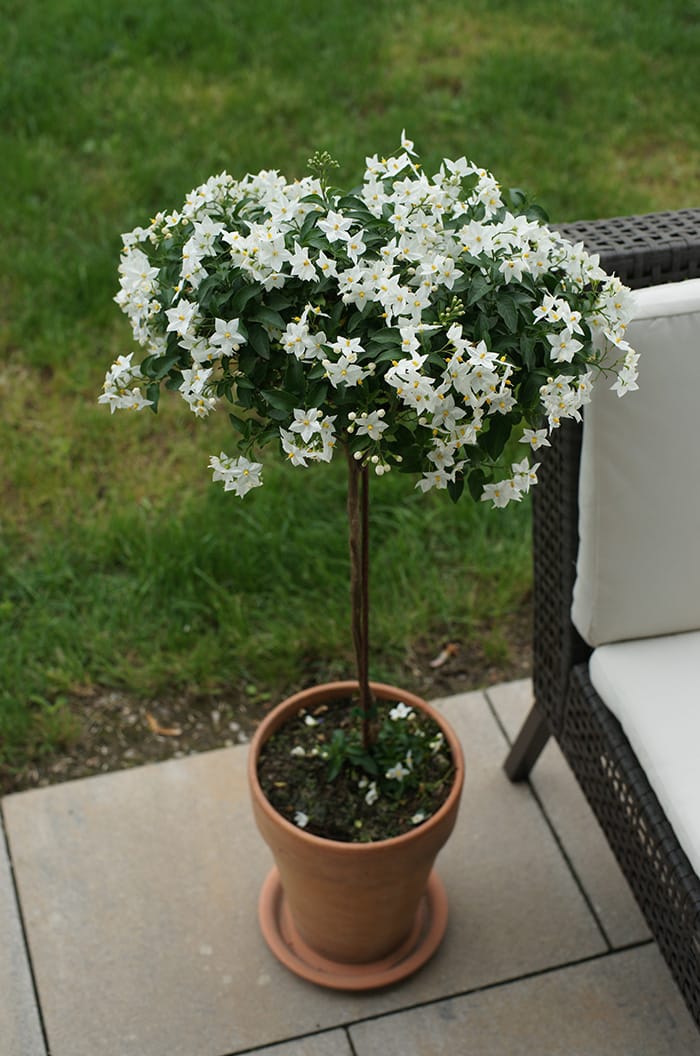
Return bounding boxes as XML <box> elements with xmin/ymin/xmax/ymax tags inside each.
<box><xmin>101</xmin><ymin>133</ymin><xmax>638</xmax><ymax>988</ymax></box>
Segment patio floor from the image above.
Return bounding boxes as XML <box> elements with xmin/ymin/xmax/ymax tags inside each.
<box><xmin>2</xmin><ymin>679</ymin><xmax>699</xmax><ymax>1056</ymax></box>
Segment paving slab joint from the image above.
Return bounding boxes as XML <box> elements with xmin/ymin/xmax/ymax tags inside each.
<box><xmin>0</xmin><ymin>803</ymin><xmax>51</xmax><ymax>1055</ymax></box>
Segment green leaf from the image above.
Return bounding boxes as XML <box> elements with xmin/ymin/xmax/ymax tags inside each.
<box><xmin>328</xmin><ymin>299</ymin><xmax>345</xmax><ymax>332</ymax></box>
<box><xmin>335</xmin><ymin>193</ymin><xmax>362</xmax><ymax>212</ymax></box>
<box><xmin>519</xmin><ymin>333</ymin><xmax>537</xmax><ymax>371</ymax></box>
<box><xmin>304</xmin><ymin>232</ymin><xmax>330</xmax><ymax>251</ymax></box>
<box><xmin>496</xmin><ymin>295</ymin><xmax>518</xmax><ymax>333</ymax></box>
<box><xmin>246</xmin><ymin>324</ymin><xmax>270</xmax><ymax>360</ymax></box>
<box><xmin>327</xmin><ymin>755</ymin><xmax>343</xmax><ymax>781</ymax></box>
<box><xmin>307</xmin><ymin>380</ymin><xmax>329</xmax><ymax>407</ymax></box>
<box><xmin>518</xmin><ymin>370</ymin><xmax>547</xmax><ymax>411</ymax></box>
<box><xmin>349</xmin><ymin>749</ymin><xmax>379</xmax><ymax>776</ymax></box>
<box><xmin>140</xmin><ymin>350</ymin><xmax>180</xmax><ymax>380</ymax></box>
<box><xmin>284</xmin><ymin>356</ymin><xmax>305</xmax><ymax>395</ymax></box>
<box><xmin>249</xmin><ymin>306</ymin><xmax>286</xmax><ymax>331</ymax></box>
<box><xmin>467</xmin><ymin>468</ymin><xmax>486</xmax><ymax>502</ymax></box>
<box><xmin>250</xmin><ymin>357</ymin><xmax>269</xmax><ymax>385</ymax></box>
<box><xmin>480</xmin><ymin>412</ymin><xmax>516</xmax><ymax>460</ymax></box>
<box><xmin>367</xmin><ymin>328</ymin><xmax>401</xmax><ymax>346</ymax></box>
<box><xmin>299</xmin><ymin>193</ymin><xmax>327</xmax><ymax>207</ymax></box>
<box><xmin>194</xmin><ymin>272</ymin><xmax>220</xmax><ymax>297</ymax></box>
<box><xmin>235</xmin><ymin>379</ymin><xmax>254</xmax><ymax>409</ymax></box>
<box><xmin>447</xmin><ymin>475</ymin><xmax>465</xmax><ymax>503</ymax></box>
<box><xmin>476</xmin><ymin>313</ymin><xmax>496</xmax><ymax>341</ymax></box>
<box><xmin>264</xmin><ymin>291</ymin><xmax>292</xmax><ymax>312</ymax></box>
<box><xmin>146</xmin><ymin>383</ymin><xmax>160</xmax><ymax>413</ymax></box>
<box><xmin>228</xmin><ymin>412</ymin><xmax>250</xmax><ymax>436</ymax></box>
<box><xmin>256</xmin><ymin>423</ymin><xmax>281</xmax><ymax>445</ymax></box>
<box><xmin>373</xmin><ymin>345</ymin><xmax>403</xmax><ymax>364</ymax></box>
<box><xmin>526</xmin><ymin>203</ymin><xmax>550</xmax><ymax>224</ymax></box>
<box><xmin>396</xmin><ymin>446</ymin><xmax>426</xmax><ymax>474</ymax></box>
<box><xmin>261</xmin><ymin>389</ymin><xmax>297</xmax><ymax>413</ymax></box>
<box><xmin>346</xmin><ymin>302</ymin><xmax>373</xmax><ymax>334</ymax></box>
<box><xmin>465</xmin><ymin>272</ymin><xmax>491</xmax><ymax>307</ymax></box>
<box><xmin>230</xmin><ymin>282</ymin><xmax>264</xmax><ymax>315</ymax></box>
<box><xmin>297</xmin><ymin>209</ymin><xmax>321</xmax><ymax>243</ymax></box>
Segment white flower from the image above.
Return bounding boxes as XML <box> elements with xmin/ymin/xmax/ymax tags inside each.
<box><xmin>165</xmin><ymin>298</ymin><xmax>198</xmax><ymax>338</ymax></box>
<box><xmin>459</xmin><ymin>220</ymin><xmax>495</xmax><ymax>256</ymax></box>
<box><xmin>98</xmin><ymin>387</ymin><xmax>153</xmax><ymax>413</ymax></box>
<box><xmin>294</xmin><ymin>812</ymin><xmax>309</xmax><ymax>829</ymax></box>
<box><xmin>322</xmin><ymin>354</ymin><xmax>368</xmax><ymax>388</ymax></box>
<box><xmin>480</xmin><ymin>478</ymin><xmax>521</xmax><ymax>508</ymax></box>
<box><xmin>345</xmin><ymin>232</ymin><xmax>367</xmax><ymax>261</ymax></box>
<box><xmin>499</xmin><ymin>255</ymin><xmax>527</xmax><ymax>284</ymax></box>
<box><xmin>289</xmin><ymin>407</ymin><xmax>324</xmax><ymax>444</ymax></box>
<box><xmin>316</xmin><ymin>250</ymin><xmax>338</xmax><ymax>280</ymax></box>
<box><xmin>290</xmin><ymin>746</ymin><xmax>306</xmax><ymax>758</ymax></box>
<box><xmin>118</xmin><ymin>248</ymin><xmax>159</xmax><ymax>294</ymax></box>
<box><xmin>318</xmin><ymin>210</ymin><xmax>352</xmax><ymax>243</ymax></box>
<box><xmin>209</xmin><ymin>454</ymin><xmax>263</xmax><ymax>497</ymax></box>
<box><xmin>364</xmin><ymin>781</ymin><xmax>379</xmax><ymax>806</ymax></box>
<box><xmin>288</xmin><ymin>241</ymin><xmax>318</xmax><ymax>282</ymax></box>
<box><xmin>411</xmin><ymin>811</ymin><xmax>427</xmax><ymax>825</ymax></box>
<box><xmin>400</xmin><ymin>129</ymin><xmax>417</xmax><ymax>156</ymax></box>
<box><xmin>354</xmin><ymin>411</ymin><xmax>389</xmax><ymax>441</ymax></box>
<box><xmin>385</xmin><ymin>762</ymin><xmax>411</xmax><ymax>782</ymax></box>
<box><xmin>304</xmin><ymin>714</ymin><xmax>319</xmax><ymax>727</ymax></box>
<box><xmin>547</xmin><ymin>330</ymin><xmax>584</xmax><ymax>364</ymax></box>
<box><xmin>520</xmin><ymin>428</ymin><xmax>551</xmax><ymax>451</ymax></box>
<box><xmin>389</xmin><ymin>702</ymin><xmax>414</xmax><ymax>721</ymax></box>
<box><xmin>511</xmin><ymin>458</ymin><xmax>540</xmax><ymax>495</ymax></box>
<box><xmin>210</xmin><ymin>317</ymin><xmax>246</xmax><ymax>355</ymax></box>
<box><xmin>280</xmin><ymin>430</ymin><xmax>312</xmax><ymax>466</ymax></box>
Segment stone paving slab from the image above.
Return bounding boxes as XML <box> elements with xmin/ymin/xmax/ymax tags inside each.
<box><xmin>251</xmin><ymin>1030</ymin><xmax>354</xmax><ymax>1055</ymax></box>
<box><xmin>3</xmin><ymin>691</ymin><xmax>607</xmax><ymax>1056</ymax></box>
<box><xmin>349</xmin><ymin>944</ymin><xmax>700</xmax><ymax>1055</ymax></box>
<box><xmin>487</xmin><ymin>679</ymin><xmax>649</xmax><ymax>947</ymax></box>
<box><xmin>0</xmin><ymin>826</ymin><xmax>46</xmax><ymax>1056</ymax></box>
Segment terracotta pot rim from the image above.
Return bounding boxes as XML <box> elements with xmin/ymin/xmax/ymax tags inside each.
<box><xmin>248</xmin><ymin>679</ymin><xmax>465</xmax><ymax>853</ymax></box>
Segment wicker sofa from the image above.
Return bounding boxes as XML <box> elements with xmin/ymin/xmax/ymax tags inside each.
<box><xmin>504</xmin><ymin>208</ymin><xmax>700</xmax><ymax>1028</ymax></box>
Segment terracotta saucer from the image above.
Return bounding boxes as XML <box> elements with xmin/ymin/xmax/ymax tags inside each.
<box><xmin>257</xmin><ymin>866</ymin><xmax>449</xmax><ymax>991</ymax></box>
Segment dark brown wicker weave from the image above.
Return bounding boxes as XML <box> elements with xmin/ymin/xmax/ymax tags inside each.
<box><xmin>504</xmin><ymin>207</ymin><xmax>700</xmax><ymax>1029</ymax></box>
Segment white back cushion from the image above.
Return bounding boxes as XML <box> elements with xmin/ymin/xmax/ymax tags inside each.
<box><xmin>571</xmin><ymin>278</ymin><xmax>700</xmax><ymax>647</ymax></box>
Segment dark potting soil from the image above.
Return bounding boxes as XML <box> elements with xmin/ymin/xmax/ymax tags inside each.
<box><xmin>256</xmin><ymin>696</ymin><xmax>456</xmax><ymax>842</ymax></box>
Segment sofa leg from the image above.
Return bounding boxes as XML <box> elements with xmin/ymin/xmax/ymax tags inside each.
<box><xmin>503</xmin><ymin>703</ymin><xmax>551</xmax><ymax>782</ymax></box>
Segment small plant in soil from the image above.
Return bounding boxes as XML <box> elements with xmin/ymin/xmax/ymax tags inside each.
<box><xmin>257</xmin><ymin>697</ymin><xmax>455</xmax><ymax>842</ymax></box>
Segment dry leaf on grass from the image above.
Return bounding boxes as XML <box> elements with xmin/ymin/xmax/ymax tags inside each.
<box><xmin>428</xmin><ymin>642</ymin><xmax>460</xmax><ymax>669</ymax></box>
<box><xmin>145</xmin><ymin>712</ymin><xmax>182</xmax><ymax>737</ymax></box>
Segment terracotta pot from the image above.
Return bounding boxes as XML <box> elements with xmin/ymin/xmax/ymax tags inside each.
<box><xmin>248</xmin><ymin>680</ymin><xmax>464</xmax><ymax>989</ymax></box>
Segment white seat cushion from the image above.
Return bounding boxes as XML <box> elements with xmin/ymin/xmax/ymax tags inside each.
<box><xmin>590</xmin><ymin>630</ymin><xmax>700</xmax><ymax>876</ymax></box>
<box><xmin>571</xmin><ymin>277</ymin><xmax>700</xmax><ymax>647</ymax></box>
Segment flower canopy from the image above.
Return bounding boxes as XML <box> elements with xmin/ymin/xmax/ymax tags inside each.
<box><xmin>102</xmin><ymin>133</ymin><xmax>639</xmax><ymax>505</ymax></box>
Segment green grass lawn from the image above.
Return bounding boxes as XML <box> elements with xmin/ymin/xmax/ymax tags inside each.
<box><xmin>2</xmin><ymin>0</ymin><xmax>700</xmax><ymax>772</ymax></box>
